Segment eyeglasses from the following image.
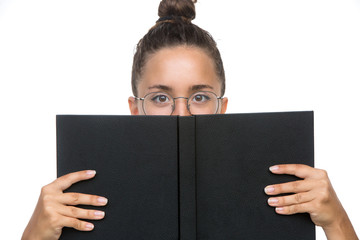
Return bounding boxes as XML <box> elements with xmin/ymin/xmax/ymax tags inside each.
<box><xmin>134</xmin><ymin>91</ymin><xmax>224</xmax><ymax>115</ymax></box>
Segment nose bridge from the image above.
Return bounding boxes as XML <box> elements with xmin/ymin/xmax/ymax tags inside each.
<box><xmin>172</xmin><ymin>97</ymin><xmax>191</xmax><ymax>116</ymax></box>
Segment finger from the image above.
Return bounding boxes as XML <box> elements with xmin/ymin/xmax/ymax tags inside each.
<box><xmin>53</xmin><ymin>170</ymin><xmax>96</xmax><ymax>191</ymax></box>
<box><xmin>57</xmin><ymin>205</ymin><xmax>105</xmax><ymax>220</ymax></box>
<box><xmin>274</xmin><ymin>202</ymin><xmax>315</xmax><ymax>215</ymax></box>
<box><xmin>264</xmin><ymin>179</ymin><xmax>316</xmax><ymax>195</ymax></box>
<box><xmin>60</xmin><ymin>216</ymin><xmax>95</xmax><ymax>231</ymax></box>
<box><xmin>58</xmin><ymin>192</ymin><xmax>108</xmax><ymax>206</ymax></box>
<box><xmin>268</xmin><ymin>191</ymin><xmax>316</xmax><ymax>207</ymax></box>
<box><xmin>269</xmin><ymin>164</ymin><xmax>317</xmax><ymax>179</ymax></box>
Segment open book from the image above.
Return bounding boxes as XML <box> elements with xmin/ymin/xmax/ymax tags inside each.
<box><xmin>57</xmin><ymin>112</ymin><xmax>315</xmax><ymax>240</ymax></box>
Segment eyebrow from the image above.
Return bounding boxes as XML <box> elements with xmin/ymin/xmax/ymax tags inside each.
<box><xmin>148</xmin><ymin>84</ymin><xmax>213</xmax><ymax>92</ymax></box>
<box><xmin>148</xmin><ymin>85</ymin><xmax>173</xmax><ymax>91</ymax></box>
<box><xmin>190</xmin><ymin>84</ymin><xmax>214</xmax><ymax>91</ymax></box>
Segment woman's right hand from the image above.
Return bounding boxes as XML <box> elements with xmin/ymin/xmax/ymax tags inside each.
<box><xmin>22</xmin><ymin>170</ymin><xmax>108</xmax><ymax>240</ymax></box>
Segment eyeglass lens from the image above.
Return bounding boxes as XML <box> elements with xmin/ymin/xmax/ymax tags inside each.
<box><xmin>142</xmin><ymin>91</ymin><xmax>219</xmax><ymax>115</ymax></box>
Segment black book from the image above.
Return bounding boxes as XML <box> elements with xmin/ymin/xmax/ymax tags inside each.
<box><xmin>57</xmin><ymin>112</ymin><xmax>315</xmax><ymax>240</ymax></box>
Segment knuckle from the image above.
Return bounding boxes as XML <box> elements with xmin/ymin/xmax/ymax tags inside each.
<box><xmin>293</xmin><ymin>164</ymin><xmax>300</xmax><ymax>171</ymax></box>
<box><xmin>91</xmin><ymin>195</ymin><xmax>100</xmax><ymax>205</ymax></box>
<box><xmin>291</xmin><ymin>204</ymin><xmax>299</xmax><ymax>214</ymax></box>
<box><xmin>318</xmin><ymin>179</ymin><xmax>330</xmax><ymax>189</ymax></box>
<box><xmin>291</xmin><ymin>164</ymin><xmax>301</xmax><ymax>174</ymax></box>
<box><xmin>319</xmin><ymin>190</ymin><xmax>330</xmax><ymax>203</ymax></box>
<box><xmin>87</xmin><ymin>210</ymin><xmax>94</xmax><ymax>219</ymax></box>
<box><xmin>317</xmin><ymin>169</ymin><xmax>328</xmax><ymax>179</ymax></box>
<box><xmin>281</xmin><ymin>206</ymin><xmax>290</xmax><ymax>214</ymax></box>
<box><xmin>61</xmin><ymin>175</ymin><xmax>71</xmax><ymax>185</ymax></box>
<box><xmin>277</xmin><ymin>197</ymin><xmax>284</xmax><ymax>205</ymax></box>
<box><xmin>60</xmin><ymin>173</ymin><xmax>74</xmax><ymax>184</ymax></box>
<box><xmin>41</xmin><ymin>193</ymin><xmax>55</xmax><ymax>207</ymax></box>
<box><xmin>49</xmin><ymin>215</ymin><xmax>60</xmax><ymax>228</ymax></box>
<box><xmin>41</xmin><ymin>191</ymin><xmax>54</xmax><ymax>204</ymax></box>
<box><xmin>70</xmin><ymin>207</ymin><xmax>79</xmax><ymax>217</ymax></box>
<box><xmin>71</xmin><ymin>218</ymin><xmax>83</xmax><ymax>230</ymax></box>
<box><xmin>43</xmin><ymin>205</ymin><xmax>55</xmax><ymax>217</ymax></box>
<box><xmin>70</xmin><ymin>193</ymin><xmax>80</xmax><ymax>204</ymax></box>
<box><xmin>294</xmin><ymin>193</ymin><xmax>302</xmax><ymax>203</ymax></box>
<box><xmin>42</xmin><ymin>194</ymin><xmax>51</xmax><ymax>205</ymax></box>
<box><xmin>41</xmin><ymin>184</ymin><xmax>51</xmax><ymax>195</ymax></box>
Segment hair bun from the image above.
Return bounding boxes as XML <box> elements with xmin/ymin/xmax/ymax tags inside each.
<box><xmin>158</xmin><ymin>0</ymin><xmax>196</xmax><ymax>21</ymax></box>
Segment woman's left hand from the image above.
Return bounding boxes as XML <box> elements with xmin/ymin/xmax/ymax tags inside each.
<box><xmin>264</xmin><ymin>164</ymin><xmax>358</xmax><ymax>240</ymax></box>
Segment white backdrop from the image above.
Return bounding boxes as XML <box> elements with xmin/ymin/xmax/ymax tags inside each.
<box><xmin>0</xmin><ymin>0</ymin><xmax>359</xmax><ymax>239</ymax></box>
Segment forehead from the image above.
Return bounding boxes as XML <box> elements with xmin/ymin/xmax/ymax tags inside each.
<box><xmin>138</xmin><ymin>46</ymin><xmax>220</xmax><ymax>96</ymax></box>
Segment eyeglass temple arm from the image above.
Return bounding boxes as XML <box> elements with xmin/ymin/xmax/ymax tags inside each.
<box><xmin>133</xmin><ymin>96</ymin><xmax>145</xmax><ymax>100</ymax></box>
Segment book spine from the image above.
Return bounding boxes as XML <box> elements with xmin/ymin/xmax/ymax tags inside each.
<box><xmin>178</xmin><ymin>117</ymin><xmax>196</xmax><ymax>240</ymax></box>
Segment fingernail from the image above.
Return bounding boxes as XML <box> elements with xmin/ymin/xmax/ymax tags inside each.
<box><xmin>94</xmin><ymin>211</ymin><xmax>105</xmax><ymax>218</ymax></box>
<box><xmin>268</xmin><ymin>198</ymin><xmax>278</xmax><ymax>205</ymax></box>
<box><xmin>98</xmin><ymin>197</ymin><xmax>108</xmax><ymax>204</ymax></box>
<box><xmin>265</xmin><ymin>186</ymin><xmax>275</xmax><ymax>193</ymax></box>
<box><xmin>85</xmin><ymin>223</ymin><xmax>94</xmax><ymax>230</ymax></box>
<box><xmin>269</xmin><ymin>165</ymin><xmax>279</xmax><ymax>172</ymax></box>
<box><xmin>86</xmin><ymin>170</ymin><xmax>96</xmax><ymax>175</ymax></box>
<box><xmin>276</xmin><ymin>207</ymin><xmax>284</xmax><ymax>212</ymax></box>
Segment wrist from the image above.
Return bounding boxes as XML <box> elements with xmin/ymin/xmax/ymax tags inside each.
<box><xmin>323</xmin><ymin>212</ymin><xmax>358</xmax><ymax>240</ymax></box>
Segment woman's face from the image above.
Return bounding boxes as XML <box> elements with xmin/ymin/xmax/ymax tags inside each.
<box><xmin>128</xmin><ymin>46</ymin><xmax>228</xmax><ymax>116</ymax></box>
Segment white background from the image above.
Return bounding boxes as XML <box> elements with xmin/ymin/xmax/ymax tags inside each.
<box><xmin>0</xmin><ymin>0</ymin><xmax>359</xmax><ymax>239</ymax></box>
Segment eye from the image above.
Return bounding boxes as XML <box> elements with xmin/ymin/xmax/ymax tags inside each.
<box><xmin>192</xmin><ymin>93</ymin><xmax>210</xmax><ymax>103</ymax></box>
<box><xmin>151</xmin><ymin>94</ymin><xmax>170</xmax><ymax>104</ymax></box>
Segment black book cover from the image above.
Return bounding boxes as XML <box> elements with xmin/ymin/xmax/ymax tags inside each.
<box><xmin>57</xmin><ymin>112</ymin><xmax>315</xmax><ymax>240</ymax></box>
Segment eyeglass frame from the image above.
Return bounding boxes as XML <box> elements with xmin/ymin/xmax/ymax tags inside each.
<box><xmin>133</xmin><ymin>91</ymin><xmax>224</xmax><ymax>115</ymax></box>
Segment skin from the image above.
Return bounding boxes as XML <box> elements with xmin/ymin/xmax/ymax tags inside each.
<box><xmin>266</xmin><ymin>165</ymin><xmax>358</xmax><ymax>240</ymax></box>
<box><xmin>128</xmin><ymin>46</ymin><xmax>228</xmax><ymax>116</ymax></box>
<box><xmin>22</xmin><ymin>46</ymin><xmax>358</xmax><ymax>240</ymax></box>
<box><xmin>22</xmin><ymin>170</ymin><xmax>108</xmax><ymax>239</ymax></box>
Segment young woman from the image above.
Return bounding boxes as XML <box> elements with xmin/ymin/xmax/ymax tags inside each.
<box><xmin>22</xmin><ymin>0</ymin><xmax>358</xmax><ymax>239</ymax></box>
